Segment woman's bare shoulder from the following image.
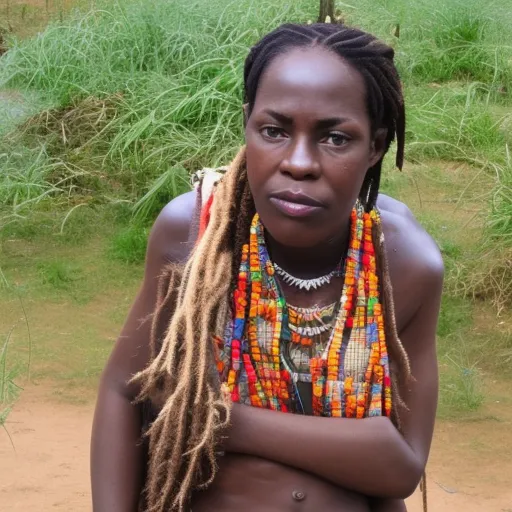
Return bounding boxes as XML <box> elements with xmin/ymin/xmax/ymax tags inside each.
<box><xmin>378</xmin><ymin>193</ymin><xmax>443</xmax><ymax>270</ymax></box>
<box><xmin>146</xmin><ymin>190</ymin><xmax>198</xmax><ymax>268</ymax></box>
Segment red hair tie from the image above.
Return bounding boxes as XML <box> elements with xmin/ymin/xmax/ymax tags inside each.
<box><xmin>197</xmin><ymin>192</ymin><xmax>214</xmax><ymax>242</ymax></box>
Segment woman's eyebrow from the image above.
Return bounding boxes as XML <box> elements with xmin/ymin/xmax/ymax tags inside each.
<box><xmin>262</xmin><ymin>109</ymin><xmax>351</xmax><ymax>129</ymax></box>
<box><xmin>263</xmin><ymin>109</ymin><xmax>293</xmax><ymax>124</ymax></box>
<box><xmin>315</xmin><ymin>117</ymin><xmax>351</xmax><ymax>129</ymax></box>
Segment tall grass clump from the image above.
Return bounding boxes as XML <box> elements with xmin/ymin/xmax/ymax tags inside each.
<box><xmin>342</xmin><ymin>0</ymin><xmax>512</xmax><ymax>92</ymax></box>
<box><xmin>2</xmin><ymin>0</ymin><xmax>509</xmax><ymax>229</ymax></box>
<box><xmin>405</xmin><ymin>84</ymin><xmax>509</xmax><ymax>163</ymax></box>
<box><xmin>0</xmin><ymin>325</ymin><xmax>23</xmax><ymax>445</ymax></box>
<box><xmin>489</xmin><ymin>160</ymin><xmax>512</xmax><ymax>244</ymax></box>
<box><xmin>0</xmin><ymin>0</ymin><xmax>316</xmax><ymax>225</ymax></box>
<box><xmin>462</xmin><ymin>161</ymin><xmax>512</xmax><ymax>312</ymax></box>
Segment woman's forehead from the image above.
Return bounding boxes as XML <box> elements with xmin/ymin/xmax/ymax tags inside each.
<box><xmin>252</xmin><ymin>46</ymin><xmax>368</xmax><ymax>121</ymax></box>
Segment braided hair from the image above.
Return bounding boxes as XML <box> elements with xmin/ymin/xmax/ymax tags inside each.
<box><xmin>133</xmin><ymin>22</ymin><xmax>410</xmax><ymax>512</ymax></box>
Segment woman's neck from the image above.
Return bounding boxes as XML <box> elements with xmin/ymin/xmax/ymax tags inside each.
<box><xmin>265</xmin><ymin>227</ymin><xmax>349</xmax><ymax>279</ymax></box>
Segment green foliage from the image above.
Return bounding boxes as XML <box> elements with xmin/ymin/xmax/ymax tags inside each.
<box><xmin>109</xmin><ymin>224</ymin><xmax>149</xmax><ymax>264</ymax></box>
<box><xmin>0</xmin><ymin>145</ymin><xmax>52</xmax><ymax>206</ymax></box>
<box><xmin>0</xmin><ymin>328</ymin><xmax>20</xmax><ymax>404</ymax></box>
<box><xmin>133</xmin><ymin>166</ymin><xmax>190</xmax><ymax>224</ymax></box>
<box><xmin>1</xmin><ymin>0</ymin><xmax>511</xmax><ymax>228</ymax></box>
<box><xmin>489</xmin><ymin>163</ymin><xmax>512</xmax><ymax>244</ymax></box>
<box><xmin>436</xmin><ymin>296</ymin><xmax>486</xmax><ymax>417</ymax></box>
<box><xmin>0</xmin><ymin>89</ymin><xmax>48</xmax><ymax>137</ymax></box>
<box><xmin>343</xmin><ymin>0</ymin><xmax>512</xmax><ymax>91</ymax></box>
<box><xmin>405</xmin><ymin>84</ymin><xmax>508</xmax><ymax>163</ymax></box>
<box><xmin>0</xmin><ymin>325</ymin><xmax>23</xmax><ymax>438</ymax></box>
<box><xmin>438</xmin><ymin>358</ymin><xmax>484</xmax><ymax>417</ymax></box>
<box><xmin>38</xmin><ymin>260</ymin><xmax>80</xmax><ymax>289</ymax></box>
<box><xmin>437</xmin><ymin>295</ymin><xmax>471</xmax><ymax>340</ymax></box>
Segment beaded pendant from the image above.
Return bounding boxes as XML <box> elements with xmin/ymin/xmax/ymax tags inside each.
<box><xmin>215</xmin><ymin>202</ymin><xmax>392</xmax><ymax>419</ymax></box>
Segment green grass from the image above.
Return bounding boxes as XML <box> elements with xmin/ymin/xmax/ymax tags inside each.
<box><xmin>109</xmin><ymin>224</ymin><xmax>149</xmax><ymax>264</ymax></box>
<box><xmin>436</xmin><ymin>297</ymin><xmax>483</xmax><ymax>417</ymax></box>
<box><xmin>0</xmin><ymin>0</ymin><xmax>319</xmax><ymax>225</ymax></box>
<box><xmin>1</xmin><ymin>0</ymin><xmax>510</xmax><ymax>226</ymax></box>
<box><xmin>0</xmin><ymin>327</ymin><xmax>22</xmax><ymax>405</ymax></box>
<box><xmin>435</xmin><ymin>295</ymin><xmax>511</xmax><ymax>418</ymax></box>
<box><xmin>0</xmin><ymin>1</ymin><xmax>90</xmax><ymax>39</ymax></box>
<box><xmin>489</xmin><ymin>162</ymin><xmax>512</xmax><ymax>244</ymax></box>
<box><xmin>342</xmin><ymin>0</ymin><xmax>512</xmax><ymax>91</ymax></box>
<box><xmin>1</xmin><ymin>219</ymin><xmax>143</xmax><ymax>402</ymax></box>
<box><xmin>405</xmin><ymin>84</ymin><xmax>510</xmax><ymax>164</ymax></box>
<box><xmin>38</xmin><ymin>260</ymin><xmax>80</xmax><ymax>288</ymax></box>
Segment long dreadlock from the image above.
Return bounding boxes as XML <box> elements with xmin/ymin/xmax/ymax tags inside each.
<box><xmin>133</xmin><ymin>22</ymin><xmax>412</xmax><ymax>512</ymax></box>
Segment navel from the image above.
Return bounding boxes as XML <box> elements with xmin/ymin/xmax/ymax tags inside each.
<box><xmin>292</xmin><ymin>490</ymin><xmax>307</xmax><ymax>502</ymax></box>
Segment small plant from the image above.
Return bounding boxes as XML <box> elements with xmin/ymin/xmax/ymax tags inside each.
<box><xmin>455</xmin><ymin>161</ymin><xmax>512</xmax><ymax>312</ymax></box>
<box><xmin>38</xmin><ymin>260</ymin><xmax>79</xmax><ymax>288</ymax></box>
<box><xmin>0</xmin><ymin>327</ymin><xmax>21</xmax><ymax>404</ymax></box>
<box><xmin>1</xmin><ymin>326</ymin><xmax>22</xmax><ymax>448</ymax></box>
<box><xmin>438</xmin><ymin>357</ymin><xmax>485</xmax><ymax>417</ymax></box>
<box><xmin>109</xmin><ymin>224</ymin><xmax>149</xmax><ymax>264</ymax></box>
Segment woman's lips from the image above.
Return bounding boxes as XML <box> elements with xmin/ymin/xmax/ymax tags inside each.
<box><xmin>269</xmin><ymin>197</ymin><xmax>323</xmax><ymax>218</ymax></box>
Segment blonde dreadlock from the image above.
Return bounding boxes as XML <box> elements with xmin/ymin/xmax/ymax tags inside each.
<box><xmin>132</xmin><ymin>148</ymin><xmax>254</xmax><ymax>512</ymax></box>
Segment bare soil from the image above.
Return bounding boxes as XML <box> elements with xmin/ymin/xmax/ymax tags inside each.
<box><xmin>1</xmin><ymin>384</ymin><xmax>512</xmax><ymax>512</ymax></box>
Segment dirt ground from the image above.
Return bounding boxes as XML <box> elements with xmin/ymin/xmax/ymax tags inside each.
<box><xmin>1</xmin><ymin>384</ymin><xmax>512</xmax><ymax>512</ymax></box>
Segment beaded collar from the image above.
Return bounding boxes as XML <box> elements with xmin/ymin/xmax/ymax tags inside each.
<box><xmin>214</xmin><ymin>202</ymin><xmax>392</xmax><ymax>418</ymax></box>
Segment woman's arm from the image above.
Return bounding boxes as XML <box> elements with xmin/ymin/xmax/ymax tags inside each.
<box><xmin>227</xmin><ymin>406</ymin><xmax>417</xmax><ymax>498</ymax></box>
<box><xmin>90</xmin><ymin>192</ymin><xmax>196</xmax><ymax>512</ymax></box>
<box><xmin>226</xmin><ymin>236</ymin><xmax>444</xmax><ymax>499</ymax></box>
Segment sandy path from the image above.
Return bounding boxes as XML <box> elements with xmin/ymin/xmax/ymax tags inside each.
<box><xmin>0</xmin><ymin>388</ymin><xmax>92</xmax><ymax>511</ymax></box>
<box><xmin>1</xmin><ymin>385</ymin><xmax>512</xmax><ymax>511</ymax></box>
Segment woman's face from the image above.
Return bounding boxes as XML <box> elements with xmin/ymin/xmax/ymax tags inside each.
<box><xmin>245</xmin><ymin>46</ymin><xmax>385</xmax><ymax>249</ymax></box>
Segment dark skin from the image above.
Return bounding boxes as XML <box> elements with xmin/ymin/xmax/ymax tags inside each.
<box><xmin>91</xmin><ymin>47</ymin><xmax>443</xmax><ymax>511</ymax></box>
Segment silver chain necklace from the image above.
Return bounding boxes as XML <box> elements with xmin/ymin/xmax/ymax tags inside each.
<box><xmin>273</xmin><ymin>262</ymin><xmax>343</xmax><ymax>291</ymax></box>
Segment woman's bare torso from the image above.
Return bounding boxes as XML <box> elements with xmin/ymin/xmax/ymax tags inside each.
<box><xmin>191</xmin><ymin>454</ymin><xmax>370</xmax><ymax>512</ymax></box>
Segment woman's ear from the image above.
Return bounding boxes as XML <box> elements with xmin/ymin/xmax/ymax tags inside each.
<box><xmin>369</xmin><ymin>128</ymin><xmax>388</xmax><ymax>168</ymax></box>
<box><xmin>242</xmin><ymin>103</ymin><xmax>249</xmax><ymax>127</ymax></box>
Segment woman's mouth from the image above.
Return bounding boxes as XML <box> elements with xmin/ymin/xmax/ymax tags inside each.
<box><xmin>269</xmin><ymin>191</ymin><xmax>325</xmax><ymax>218</ymax></box>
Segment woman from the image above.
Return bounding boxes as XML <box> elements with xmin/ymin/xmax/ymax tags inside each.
<box><xmin>91</xmin><ymin>22</ymin><xmax>443</xmax><ymax>512</ymax></box>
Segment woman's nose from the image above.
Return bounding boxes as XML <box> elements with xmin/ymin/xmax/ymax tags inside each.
<box><xmin>279</xmin><ymin>137</ymin><xmax>321</xmax><ymax>180</ymax></box>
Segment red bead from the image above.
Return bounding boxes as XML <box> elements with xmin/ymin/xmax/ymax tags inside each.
<box><xmin>363</xmin><ymin>242</ymin><xmax>374</xmax><ymax>254</ymax></box>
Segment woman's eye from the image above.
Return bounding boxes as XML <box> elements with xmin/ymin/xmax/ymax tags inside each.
<box><xmin>324</xmin><ymin>132</ymin><xmax>349</xmax><ymax>146</ymax></box>
<box><xmin>262</xmin><ymin>126</ymin><xmax>285</xmax><ymax>139</ymax></box>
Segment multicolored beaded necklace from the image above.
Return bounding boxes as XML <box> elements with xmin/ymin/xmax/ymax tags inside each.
<box><xmin>214</xmin><ymin>201</ymin><xmax>392</xmax><ymax>419</ymax></box>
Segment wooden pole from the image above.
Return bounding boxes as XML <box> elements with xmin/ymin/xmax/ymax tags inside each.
<box><xmin>318</xmin><ymin>0</ymin><xmax>335</xmax><ymax>22</ymax></box>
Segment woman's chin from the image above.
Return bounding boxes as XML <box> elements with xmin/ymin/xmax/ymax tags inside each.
<box><xmin>264</xmin><ymin>226</ymin><xmax>327</xmax><ymax>251</ymax></box>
